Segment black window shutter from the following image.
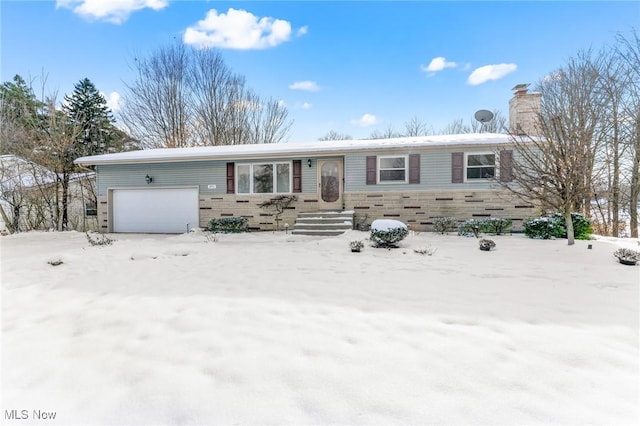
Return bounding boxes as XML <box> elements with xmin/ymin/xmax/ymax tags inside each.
<box><xmin>366</xmin><ymin>156</ymin><xmax>377</xmax><ymax>185</ymax></box>
<box><xmin>226</xmin><ymin>162</ymin><xmax>235</xmax><ymax>194</ymax></box>
<box><xmin>293</xmin><ymin>160</ymin><xmax>302</xmax><ymax>193</ymax></box>
<box><xmin>409</xmin><ymin>154</ymin><xmax>420</xmax><ymax>184</ymax></box>
<box><xmin>500</xmin><ymin>150</ymin><xmax>513</xmax><ymax>182</ymax></box>
<box><xmin>451</xmin><ymin>152</ymin><xmax>464</xmax><ymax>183</ymax></box>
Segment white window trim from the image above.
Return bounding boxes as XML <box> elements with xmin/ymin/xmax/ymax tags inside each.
<box><xmin>377</xmin><ymin>155</ymin><xmax>408</xmax><ymax>184</ymax></box>
<box><xmin>464</xmin><ymin>152</ymin><xmax>497</xmax><ymax>182</ymax></box>
<box><xmin>236</xmin><ymin>161</ymin><xmax>293</xmax><ymax>194</ymax></box>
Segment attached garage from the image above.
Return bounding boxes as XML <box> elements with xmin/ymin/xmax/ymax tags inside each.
<box><xmin>112</xmin><ymin>187</ymin><xmax>199</xmax><ymax>233</ymax></box>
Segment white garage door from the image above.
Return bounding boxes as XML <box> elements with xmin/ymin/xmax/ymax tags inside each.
<box><xmin>112</xmin><ymin>188</ymin><xmax>199</xmax><ymax>233</ymax></box>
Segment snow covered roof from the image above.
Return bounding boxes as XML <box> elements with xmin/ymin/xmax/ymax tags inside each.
<box><xmin>1</xmin><ymin>155</ymin><xmax>94</xmax><ymax>189</ymax></box>
<box><xmin>0</xmin><ymin>155</ymin><xmax>56</xmax><ymax>189</ymax></box>
<box><xmin>75</xmin><ymin>133</ymin><xmax>517</xmax><ymax>166</ymax></box>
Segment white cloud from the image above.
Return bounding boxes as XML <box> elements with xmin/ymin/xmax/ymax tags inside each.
<box><xmin>289</xmin><ymin>81</ymin><xmax>320</xmax><ymax>92</ymax></box>
<box><xmin>56</xmin><ymin>0</ymin><xmax>168</xmax><ymax>24</ymax></box>
<box><xmin>350</xmin><ymin>113</ymin><xmax>377</xmax><ymax>127</ymax></box>
<box><xmin>467</xmin><ymin>63</ymin><xmax>517</xmax><ymax>85</ymax></box>
<box><xmin>102</xmin><ymin>91</ymin><xmax>123</xmax><ymax>112</ymax></box>
<box><xmin>298</xmin><ymin>102</ymin><xmax>312</xmax><ymax>110</ymax></box>
<box><xmin>420</xmin><ymin>56</ymin><xmax>457</xmax><ymax>73</ymax></box>
<box><xmin>297</xmin><ymin>26</ymin><xmax>308</xmax><ymax>37</ymax></box>
<box><xmin>183</xmin><ymin>8</ymin><xmax>303</xmax><ymax>50</ymax></box>
<box><xmin>277</xmin><ymin>99</ymin><xmax>287</xmax><ymax>108</ymax></box>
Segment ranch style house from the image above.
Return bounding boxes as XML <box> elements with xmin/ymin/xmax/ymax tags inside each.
<box><xmin>74</xmin><ymin>86</ymin><xmax>541</xmax><ymax>234</ymax></box>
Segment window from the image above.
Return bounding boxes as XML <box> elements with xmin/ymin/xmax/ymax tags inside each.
<box><xmin>85</xmin><ymin>201</ymin><xmax>97</xmax><ymax>216</ymax></box>
<box><xmin>378</xmin><ymin>155</ymin><xmax>407</xmax><ymax>183</ymax></box>
<box><xmin>466</xmin><ymin>153</ymin><xmax>495</xmax><ymax>180</ymax></box>
<box><xmin>237</xmin><ymin>164</ymin><xmax>251</xmax><ymax>193</ymax></box>
<box><xmin>236</xmin><ymin>162</ymin><xmax>291</xmax><ymax>194</ymax></box>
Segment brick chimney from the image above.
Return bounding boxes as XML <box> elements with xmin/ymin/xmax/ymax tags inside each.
<box><xmin>509</xmin><ymin>84</ymin><xmax>541</xmax><ymax>136</ymax></box>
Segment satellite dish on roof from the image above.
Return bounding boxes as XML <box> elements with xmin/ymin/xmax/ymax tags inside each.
<box><xmin>474</xmin><ymin>109</ymin><xmax>494</xmax><ymax>123</ymax></box>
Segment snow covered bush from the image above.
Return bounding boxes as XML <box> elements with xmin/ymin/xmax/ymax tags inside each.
<box><xmin>433</xmin><ymin>217</ymin><xmax>457</xmax><ymax>234</ymax></box>
<box><xmin>524</xmin><ymin>213</ymin><xmax>591</xmax><ymax>240</ymax></box>
<box><xmin>524</xmin><ymin>216</ymin><xmax>564</xmax><ymax>239</ymax></box>
<box><xmin>349</xmin><ymin>240</ymin><xmax>364</xmax><ymax>252</ymax></box>
<box><xmin>86</xmin><ymin>231</ymin><xmax>115</xmax><ymax>246</ymax></box>
<box><xmin>479</xmin><ymin>238</ymin><xmax>496</xmax><ymax>251</ymax></box>
<box><xmin>208</xmin><ymin>217</ymin><xmax>248</xmax><ymax>233</ymax></box>
<box><xmin>457</xmin><ymin>219</ymin><xmax>484</xmax><ymax>238</ymax></box>
<box><xmin>458</xmin><ymin>218</ymin><xmax>512</xmax><ymax>237</ymax></box>
<box><xmin>613</xmin><ymin>248</ymin><xmax>640</xmax><ymax>264</ymax></box>
<box><xmin>482</xmin><ymin>217</ymin><xmax>512</xmax><ymax>235</ymax></box>
<box><xmin>414</xmin><ymin>246</ymin><xmax>437</xmax><ymax>256</ymax></box>
<box><xmin>370</xmin><ymin>219</ymin><xmax>408</xmax><ymax>248</ymax></box>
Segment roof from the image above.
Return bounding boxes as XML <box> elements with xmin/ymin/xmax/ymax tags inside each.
<box><xmin>1</xmin><ymin>155</ymin><xmax>56</xmax><ymax>189</ymax></box>
<box><xmin>1</xmin><ymin>155</ymin><xmax>94</xmax><ymax>189</ymax></box>
<box><xmin>74</xmin><ymin>133</ymin><xmax>515</xmax><ymax>166</ymax></box>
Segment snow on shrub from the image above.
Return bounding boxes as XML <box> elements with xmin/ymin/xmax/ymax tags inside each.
<box><xmin>86</xmin><ymin>231</ymin><xmax>115</xmax><ymax>246</ymax></box>
<box><xmin>524</xmin><ymin>216</ymin><xmax>564</xmax><ymax>239</ymax></box>
<box><xmin>433</xmin><ymin>217</ymin><xmax>457</xmax><ymax>234</ymax></box>
<box><xmin>208</xmin><ymin>217</ymin><xmax>248</xmax><ymax>233</ymax></box>
<box><xmin>524</xmin><ymin>213</ymin><xmax>591</xmax><ymax>240</ymax></box>
<box><xmin>458</xmin><ymin>218</ymin><xmax>513</xmax><ymax>237</ymax></box>
<box><xmin>370</xmin><ymin>219</ymin><xmax>408</xmax><ymax>248</ymax></box>
<box><xmin>613</xmin><ymin>248</ymin><xmax>640</xmax><ymax>263</ymax></box>
<box><xmin>457</xmin><ymin>219</ymin><xmax>484</xmax><ymax>238</ymax></box>
<box><xmin>482</xmin><ymin>217</ymin><xmax>512</xmax><ymax>235</ymax></box>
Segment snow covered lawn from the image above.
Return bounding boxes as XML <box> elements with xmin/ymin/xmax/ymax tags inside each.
<box><xmin>1</xmin><ymin>230</ymin><xmax>638</xmax><ymax>425</ymax></box>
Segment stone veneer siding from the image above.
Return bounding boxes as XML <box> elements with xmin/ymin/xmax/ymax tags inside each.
<box><xmin>97</xmin><ymin>193</ymin><xmax>320</xmax><ymax>232</ymax></box>
<box><xmin>98</xmin><ymin>189</ymin><xmax>537</xmax><ymax>232</ymax></box>
<box><xmin>344</xmin><ymin>189</ymin><xmax>538</xmax><ymax>232</ymax></box>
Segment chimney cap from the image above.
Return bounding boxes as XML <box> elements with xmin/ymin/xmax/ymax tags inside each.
<box><xmin>512</xmin><ymin>83</ymin><xmax>530</xmax><ymax>94</ymax></box>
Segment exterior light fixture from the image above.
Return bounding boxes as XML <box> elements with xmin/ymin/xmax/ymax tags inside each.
<box><xmin>145</xmin><ymin>174</ymin><xmax>153</xmax><ymax>184</ymax></box>
<box><xmin>307</xmin><ymin>159</ymin><xmax>312</xmax><ymax>168</ymax></box>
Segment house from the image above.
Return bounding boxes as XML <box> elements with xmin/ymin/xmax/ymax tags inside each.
<box><xmin>74</xmin><ymin>88</ymin><xmax>542</xmax><ymax>234</ymax></box>
<box><xmin>0</xmin><ymin>155</ymin><xmax>98</xmax><ymax>233</ymax></box>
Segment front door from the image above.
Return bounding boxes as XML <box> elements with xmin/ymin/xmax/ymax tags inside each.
<box><xmin>318</xmin><ymin>159</ymin><xmax>343</xmax><ymax>209</ymax></box>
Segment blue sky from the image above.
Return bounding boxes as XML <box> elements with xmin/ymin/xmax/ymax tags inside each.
<box><xmin>1</xmin><ymin>1</ymin><xmax>638</xmax><ymax>142</ymax></box>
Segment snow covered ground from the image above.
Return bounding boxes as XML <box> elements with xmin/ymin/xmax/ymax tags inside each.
<box><xmin>1</xmin><ymin>230</ymin><xmax>638</xmax><ymax>425</ymax></box>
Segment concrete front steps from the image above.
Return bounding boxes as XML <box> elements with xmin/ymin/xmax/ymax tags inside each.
<box><xmin>291</xmin><ymin>211</ymin><xmax>355</xmax><ymax>236</ymax></box>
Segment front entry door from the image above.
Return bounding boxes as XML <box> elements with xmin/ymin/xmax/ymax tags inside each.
<box><xmin>318</xmin><ymin>159</ymin><xmax>343</xmax><ymax>209</ymax></box>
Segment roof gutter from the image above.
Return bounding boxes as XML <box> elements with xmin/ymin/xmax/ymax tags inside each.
<box><xmin>75</xmin><ymin>137</ymin><xmax>521</xmax><ymax>166</ymax></box>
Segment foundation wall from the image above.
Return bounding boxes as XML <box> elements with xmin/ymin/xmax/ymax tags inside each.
<box><xmin>98</xmin><ymin>190</ymin><xmax>537</xmax><ymax>232</ymax></box>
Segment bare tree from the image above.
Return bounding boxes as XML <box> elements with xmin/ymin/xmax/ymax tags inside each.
<box><xmin>591</xmin><ymin>50</ymin><xmax>627</xmax><ymax>236</ymax></box>
<box><xmin>122</xmin><ymin>44</ymin><xmax>292</xmax><ymax>148</ymax></box>
<box><xmin>616</xmin><ymin>30</ymin><xmax>640</xmax><ymax>237</ymax></box>
<box><xmin>403</xmin><ymin>116</ymin><xmax>433</xmax><ymax>137</ymax></box>
<box><xmin>121</xmin><ymin>44</ymin><xmax>193</xmax><ymax>148</ymax></box>
<box><xmin>440</xmin><ymin>118</ymin><xmax>471</xmax><ymax>135</ymax></box>
<box><xmin>369</xmin><ymin>125</ymin><xmax>402</xmax><ymax>139</ymax></box>
<box><xmin>251</xmin><ymin>96</ymin><xmax>293</xmax><ymax>144</ymax></box>
<box><xmin>34</xmin><ymin>97</ymin><xmax>83</xmax><ymax>230</ymax></box>
<box><xmin>318</xmin><ymin>130</ymin><xmax>353</xmax><ymax>141</ymax></box>
<box><xmin>0</xmin><ymin>156</ymin><xmax>28</xmax><ymax>232</ymax></box>
<box><xmin>503</xmin><ymin>51</ymin><xmax>607</xmax><ymax>245</ymax></box>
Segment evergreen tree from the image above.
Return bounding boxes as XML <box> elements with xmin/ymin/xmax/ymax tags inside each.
<box><xmin>0</xmin><ymin>75</ymin><xmax>43</xmax><ymax>155</ymax></box>
<box><xmin>62</xmin><ymin>78</ymin><xmax>117</xmax><ymax>157</ymax></box>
